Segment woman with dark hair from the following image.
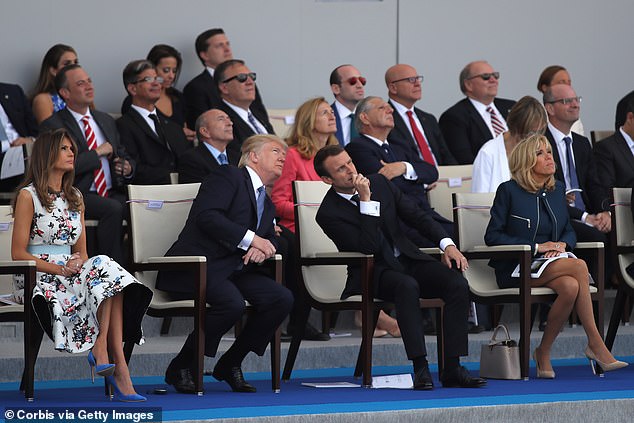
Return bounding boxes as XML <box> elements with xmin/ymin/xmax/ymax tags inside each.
<box><xmin>537</xmin><ymin>65</ymin><xmax>584</xmax><ymax>135</ymax></box>
<box><xmin>122</xmin><ymin>44</ymin><xmax>194</xmax><ymax>141</ymax></box>
<box><xmin>11</xmin><ymin>129</ymin><xmax>152</xmax><ymax>401</ymax></box>
<box><xmin>485</xmin><ymin>134</ymin><xmax>627</xmax><ymax>378</ymax></box>
<box><xmin>31</xmin><ymin>44</ymin><xmax>78</xmax><ymax>123</ymax></box>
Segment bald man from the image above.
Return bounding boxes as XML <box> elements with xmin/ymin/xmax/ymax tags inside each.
<box><xmin>386</xmin><ymin>64</ymin><xmax>456</xmax><ymax>166</ymax></box>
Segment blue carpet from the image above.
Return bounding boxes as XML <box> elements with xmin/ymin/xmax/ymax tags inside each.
<box><xmin>2</xmin><ymin>357</ymin><xmax>634</xmax><ymax>421</ymax></box>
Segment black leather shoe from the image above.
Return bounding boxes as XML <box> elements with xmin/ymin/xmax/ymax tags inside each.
<box><xmin>212</xmin><ymin>366</ymin><xmax>257</xmax><ymax>393</ymax></box>
<box><xmin>413</xmin><ymin>364</ymin><xmax>434</xmax><ymax>390</ymax></box>
<box><xmin>165</xmin><ymin>361</ymin><xmax>196</xmax><ymax>394</ymax></box>
<box><xmin>440</xmin><ymin>365</ymin><xmax>487</xmax><ymax>388</ymax></box>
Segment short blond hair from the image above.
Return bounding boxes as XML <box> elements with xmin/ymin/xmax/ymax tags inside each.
<box><xmin>509</xmin><ymin>133</ymin><xmax>555</xmax><ymax>193</ymax></box>
<box><xmin>238</xmin><ymin>134</ymin><xmax>288</xmax><ymax>168</ymax></box>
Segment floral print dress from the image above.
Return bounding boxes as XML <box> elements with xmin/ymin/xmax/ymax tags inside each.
<box><xmin>13</xmin><ymin>185</ymin><xmax>152</xmax><ymax>353</ymax></box>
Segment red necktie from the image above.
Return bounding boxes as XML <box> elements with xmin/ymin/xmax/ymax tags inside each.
<box><xmin>486</xmin><ymin>106</ymin><xmax>505</xmax><ymax>136</ymax></box>
<box><xmin>81</xmin><ymin>116</ymin><xmax>108</xmax><ymax>197</ymax></box>
<box><xmin>406</xmin><ymin>110</ymin><xmax>435</xmax><ymax>165</ymax></box>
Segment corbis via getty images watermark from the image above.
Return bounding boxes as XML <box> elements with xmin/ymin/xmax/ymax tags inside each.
<box><xmin>3</xmin><ymin>407</ymin><xmax>162</xmax><ymax>423</ymax></box>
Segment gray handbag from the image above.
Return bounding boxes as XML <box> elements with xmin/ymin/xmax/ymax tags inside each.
<box><xmin>479</xmin><ymin>324</ymin><xmax>521</xmax><ymax>380</ymax></box>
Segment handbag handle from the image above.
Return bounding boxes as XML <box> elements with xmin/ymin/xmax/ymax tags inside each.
<box><xmin>489</xmin><ymin>324</ymin><xmax>511</xmax><ymax>346</ymax></box>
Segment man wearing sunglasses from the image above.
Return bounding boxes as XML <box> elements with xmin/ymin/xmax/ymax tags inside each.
<box><xmin>216</xmin><ymin>59</ymin><xmax>275</xmax><ymax>154</ymax></box>
<box><xmin>184</xmin><ymin>28</ymin><xmax>269</xmax><ymax>130</ymax></box>
<box><xmin>329</xmin><ymin>64</ymin><xmax>366</xmax><ymax>147</ymax></box>
<box><xmin>385</xmin><ymin>64</ymin><xmax>456</xmax><ymax>167</ymax></box>
<box><xmin>117</xmin><ymin>60</ymin><xmax>191</xmax><ymax>186</ymax></box>
<box><xmin>439</xmin><ymin>60</ymin><xmax>515</xmax><ymax>164</ymax></box>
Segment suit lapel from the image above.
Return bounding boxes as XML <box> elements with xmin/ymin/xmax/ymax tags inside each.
<box><xmin>243</xmin><ymin>167</ymin><xmax>258</xmax><ymax>226</ymax></box>
<box><xmin>465</xmin><ymin>99</ymin><xmax>494</xmax><ymax>140</ymax></box>
<box><xmin>60</xmin><ymin>109</ymin><xmax>87</xmax><ymax>150</ymax></box>
<box><xmin>546</xmin><ymin>130</ymin><xmax>565</xmax><ymax>182</ymax></box>
<box><xmin>129</xmin><ymin>108</ymin><xmax>160</xmax><ymax>143</ymax></box>
<box><xmin>332</xmin><ymin>102</ymin><xmax>345</xmax><ymax>146</ymax></box>
<box><xmin>615</xmin><ymin>131</ymin><xmax>634</xmax><ymax>169</ymax></box>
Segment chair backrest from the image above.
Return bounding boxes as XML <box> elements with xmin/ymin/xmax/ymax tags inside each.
<box><xmin>428</xmin><ymin>164</ymin><xmax>473</xmax><ymax>220</ymax></box>
<box><xmin>453</xmin><ymin>192</ymin><xmax>496</xmax><ymax>250</ymax></box>
<box><xmin>267</xmin><ymin>108</ymin><xmax>296</xmax><ymax>140</ymax></box>
<box><xmin>590</xmin><ymin>130</ymin><xmax>614</xmax><ymax>147</ymax></box>
<box><xmin>128</xmin><ymin>183</ymin><xmax>201</xmax><ymax>263</ymax></box>
<box><xmin>127</xmin><ymin>183</ymin><xmax>201</xmax><ymax>306</ymax></box>
<box><xmin>293</xmin><ymin>180</ymin><xmax>350</xmax><ymax>302</ymax></box>
<box><xmin>0</xmin><ymin>205</ymin><xmax>14</xmax><ymax>294</ymax></box>
<box><xmin>612</xmin><ymin>187</ymin><xmax>634</xmax><ymax>290</ymax></box>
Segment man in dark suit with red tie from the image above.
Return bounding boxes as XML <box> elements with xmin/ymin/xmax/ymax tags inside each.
<box><xmin>345</xmin><ymin>96</ymin><xmax>453</xmax><ymax>246</ymax></box>
<box><xmin>314</xmin><ymin>144</ymin><xmax>485</xmax><ymax>390</ymax></box>
<box><xmin>157</xmin><ymin>135</ymin><xmax>293</xmax><ymax>394</ymax></box>
<box><xmin>40</xmin><ymin>65</ymin><xmax>133</xmax><ymax>263</ymax></box>
<box><xmin>385</xmin><ymin>64</ymin><xmax>456</xmax><ymax>166</ymax></box>
<box><xmin>0</xmin><ymin>82</ymin><xmax>38</xmax><ymax>192</ymax></box>
<box><xmin>183</xmin><ymin>28</ymin><xmax>269</xmax><ymax>130</ymax></box>
<box><xmin>117</xmin><ymin>60</ymin><xmax>190</xmax><ymax>185</ymax></box>
<box><xmin>177</xmin><ymin>109</ymin><xmax>239</xmax><ymax>183</ymax></box>
<box><xmin>439</xmin><ymin>60</ymin><xmax>515</xmax><ymax>164</ymax></box>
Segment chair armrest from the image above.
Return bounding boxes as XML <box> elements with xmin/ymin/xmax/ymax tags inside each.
<box><xmin>303</xmin><ymin>252</ymin><xmax>373</xmax><ymax>266</ymax></box>
<box><xmin>147</xmin><ymin>256</ymin><xmax>206</xmax><ymax>263</ymax></box>
<box><xmin>0</xmin><ymin>260</ymin><xmax>37</xmax><ymax>268</ymax></box>
<box><xmin>463</xmin><ymin>244</ymin><xmax>531</xmax><ymax>261</ymax></box>
<box><xmin>574</xmin><ymin>242</ymin><xmax>604</xmax><ymax>250</ymax></box>
<box><xmin>419</xmin><ymin>247</ymin><xmax>441</xmax><ymax>255</ymax></box>
<box><xmin>471</xmin><ymin>244</ymin><xmax>531</xmax><ymax>252</ymax></box>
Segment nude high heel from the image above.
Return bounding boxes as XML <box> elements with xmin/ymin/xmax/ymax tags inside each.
<box><xmin>533</xmin><ymin>349</ymin><xmax>555</xmax><ymax>379</ymax></box>
<box><xmin>584</xmin><ymin>346</ymin><xmax>628</xmax><ymax>375</ymax></box>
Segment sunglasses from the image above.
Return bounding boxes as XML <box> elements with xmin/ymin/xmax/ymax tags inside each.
<box><xmin>134</xmin><ymin>76</ymin><xmax>164</xmax><ymax>84</ymax></box>
<box><xmin>222</xmin><ymin>72</ymin><xmax>257</xmax><ymax>84</ymax></box>
<box><xmin>343</xmin><ymin>76</ymin><xmax>367</xmax><ymax>86</ymax></box>
<box><xmin>467</xmin><ymin>72</ymin><xmax>500</xmax><ymax>81</ymax></box>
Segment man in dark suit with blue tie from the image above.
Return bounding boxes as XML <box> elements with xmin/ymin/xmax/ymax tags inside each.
<box><xmin>314</xmin><ymin>144</ymin><xmax>486</xmax><ymax>390</ymax></box>
<box><xmin>345</xmin><ymin>96</ymin><xmax>453</xmax><ymax>246</ymax></box>
<box><xmin>0</xmin><ymin>82</ymin><xmax>38</xmax><ymax>192</ymax></box>
<box><xmin>329</xmin><ymin>64</ymin><xmax>366</xmax><ymax>147</ymax></box>
<box><xmin>177</xmin><ymin>109</ymin><xmax>239</xmax><ymax>183</ymax></box>
<box><xmin>157</xmin><ymin>134</ymin><xmax>293</xmax><ymax>394</ymax></box>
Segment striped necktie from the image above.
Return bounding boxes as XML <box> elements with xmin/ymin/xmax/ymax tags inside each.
<box><xmin>81</xmin><ymin>116</ymin><xmax>108</xmax><ymax>197</ymax></box>
<box><xmin>486</xmin><ymin>106</ymin><xmax>505</xmax><ymax>136</ymax></box>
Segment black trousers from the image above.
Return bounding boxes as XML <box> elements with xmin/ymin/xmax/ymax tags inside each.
<box><xmin>376</xmin><ymin>256</ymin><xmax>469</xmax><ymax>360</ymax></box>
<box><xmin>179</xmin><ymin>269</ymin><xmax>293</xmax><ymax>358</ymax></box>
<box><xmin>83</xmin><ymin>190</ymin><xmax>127</xmax><ymax>264</ymax></box>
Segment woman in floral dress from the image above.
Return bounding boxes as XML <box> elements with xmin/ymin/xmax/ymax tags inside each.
<box><xmin>11</xmin><ymin>129</ymin><xmax>152</xmax><ymax>401</ymax></box>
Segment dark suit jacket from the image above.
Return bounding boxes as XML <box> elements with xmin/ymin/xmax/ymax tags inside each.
<box><xmin>317</xmin><ymin>174</ymin><xmax>445</xmax><ymax>299</ymax></box>
<box><xmin>387</xmin><ymin>101</ymin><xmax>456</xmax><ymax>165</ymax></box>
<box><xmin>183</xmin><ymin>70</ymin><xmax>268</xmax><ymax>130</ymax></box>
<box><xmin>0</xmin><ymin>83</ymin><xmax>38</xmax><ymax>191</ymax></box>
<box><xmin>121</xmin><ymin>89</ymin><xmax>187</xmax><ymax>127</ymax></box>
<box><xmin>545</xmin><ymin>129</ymin><xmax>605</xmax><ymax>218</ymax></box>
<box><xmin>156</xmin><ymin>165</ymin><xmax>278</xmax><ymax>294</ymax></box>
<box><xmin>217</xmin><ymin>101</ymin><xmax>275</xmax><ymax>154</ymax></box>
<box><xmin>117</xmin><ymin>108</ymin><xmax>190</xmax><ymax>185</ymax></box>
<box><xmin>439</xmin><ymin>97</ymin><xmax>515</xmax><ymax>164</ymax></box>
<box><xmin>332</xmin><ymin>101</ymin><xmax>349</xmax><ymax>147</ymax></box>
<box><xmin>177</xmin><ymin>143</ymin><xmax>240</xmax><ymax>183</ymax></box>
<box><xmin>40</xmin><ymin>108</ymin><xmax>130</xmax><ymax>195</ymax></box>
<box><xmin>345</xmin><ymin>135</ymin><xmax>452</xmax><ymax>246</ymax></box>
<box><xmin>594</xmin><ymin>130</ymin><xmax>634</xmax><ymax>210</ymax></box>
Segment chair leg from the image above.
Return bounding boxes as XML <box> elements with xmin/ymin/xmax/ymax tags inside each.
<box><xmin>354</xmin><ymin>310</ymin><xmax>379</xmax><ymax>379</ymax></box>
<box><xmin>435</xmin><ymin>305</ymin><xmax>444</xmax><ymax>375</ymax></box>
<box><xmin>282</xmin><ymin>305</ymin><xmax>310</xmax><ymax>381</ymax></box>
<box><xmin>605</xmin><ymin>287</ymin><xmax>627</xmax><ymax>351</ymax></box>
<box><xmin>519</xmin><ymin>302</ymin><xmax>531</xmax><ymax>380</ymax></box>
<box><xmin>270</xmin><ymin>325</ymin><xmax>281</xmax><ymax>392</ymax></box>
<box><xmin>20</xmin><ymin>322</ymin><xmax>44</xmax><ymax>400</ymax></box>
<box><xmin>160</xmin><ymin>317</ymin><xmax>173</xmax><ymax>335</ymax></box>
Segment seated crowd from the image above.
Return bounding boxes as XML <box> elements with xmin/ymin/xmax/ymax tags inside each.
<box><xmin>3</xmin><ymin>27</ymin><xmax>634</xmax><ymax>399</ymax></box>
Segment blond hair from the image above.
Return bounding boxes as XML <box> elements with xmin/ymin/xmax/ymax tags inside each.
<box><xmin>286</xmin><ymin>97</ymin><xmax>338</xmax><ymax>159</ymax></box>
<box><xmin>238</xmin><ymin>134</ymin><xmax>288</xmax><ymax>168</ymax></box>
<box><xmin>508</xmin><ymin>133</ymin><xmax>555</xmax><ymax>193</ymax></box>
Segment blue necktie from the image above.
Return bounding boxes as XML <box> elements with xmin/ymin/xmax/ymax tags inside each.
<box><xmin>381</xmin><ymin>142</ymin><xmax>396</xmax><ymax>162</ymax></box>
<box><xmin>248</xmin><ymin>112</ymin><xmax>264</xmax><ymax>134</ymax></box>
<box><xmin>349</xmin><ymin>113</ymin><xmax>359</xmax><ymax>142</ymax></box>
<box><xmin>563</xmin><ymin>136</ymin><xmax>585</xmax><ymax>211</ymax></box>
<box><xmin>0</xmin><ymin>119</ymin><xmax>9</xmax><ymax>142</ymax></box>
<box><xmin>217</xmin><ymin>152</ymin><xmax>228</xmax><ymax>165</ymax></box>
<box><xmin>256</xmin><ymin>186</ymin><xmax>266</xmax><ymax>228</ymax></box>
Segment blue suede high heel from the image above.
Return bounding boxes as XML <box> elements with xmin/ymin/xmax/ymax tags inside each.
<box><xmin>105</xmin><ymin>376</ymin><xmax>146</xmax><ymax>402</ymax></box>
<box><xmin>87</xmin><ymin>351</ymin><xmax>115</xmax><ymax>383</ymax></box>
